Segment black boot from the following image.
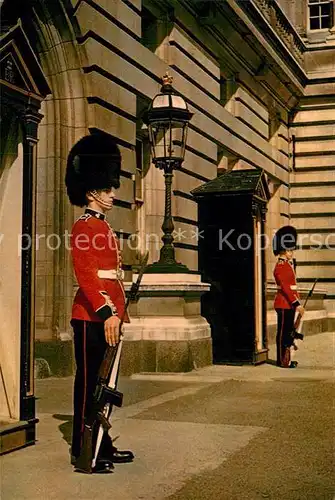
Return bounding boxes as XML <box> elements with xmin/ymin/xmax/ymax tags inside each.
<box><xmin>72</xmin><ymin>455</ymin><xmax>115</xmax><ymax>473</ymax></box>
<box><xmin>289</xmin><ymin>361</ymin><xmax>298</xmax><ymax>368</ymax></box>
<box><xmin>91</xmin><ymin>459</ymin><xmax>114</xmax><ymax>473</ymax></box>
<box><xmin>99</xmin><ymin>437</ymin><xmax>134</xmax><ymax>463</ymax></box>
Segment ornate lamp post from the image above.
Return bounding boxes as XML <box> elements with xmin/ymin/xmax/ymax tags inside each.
<box><xmin>144</xmin><ymin>74</ymin><xmax>193</xmax><ymax>273</ymax></box>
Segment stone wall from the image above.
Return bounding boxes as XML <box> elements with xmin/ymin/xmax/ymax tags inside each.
<box><xmin>9</xmin><ymin>0</ymin><xmax>331</xmax><ymax>372</ymax></box>
<box><xmin>290</xmin><ymin>40</ymin><xmax>335</xmax><ymax>315</ymax></box>
<box><xmin>30</xmin><ymin>0</ymin><xmax>304</xmax><ymax>348</ymax></box>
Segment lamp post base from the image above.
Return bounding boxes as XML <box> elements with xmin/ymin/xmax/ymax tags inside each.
<box><xmin>121</xmin><ymin>274</ymin><xmax>212</xmax><ymax>374</ymax></box>
<box><xmin>144</xmin><ymin>261</ymin><xmax>191</xmax><ymax>274</ymax></box>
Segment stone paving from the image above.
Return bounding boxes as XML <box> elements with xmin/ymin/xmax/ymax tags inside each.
<box><xmin>1</xmin><ymin>333</ymin><xmax>334</xmax><ymax>500</ymax></box>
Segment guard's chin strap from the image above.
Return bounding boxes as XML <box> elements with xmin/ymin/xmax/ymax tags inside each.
<box><xmin>90</xmin><ymin>190</ymin><xmax>113</xmax><ymax>209</ymax></box>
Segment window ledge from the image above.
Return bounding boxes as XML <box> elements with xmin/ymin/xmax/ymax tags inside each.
<box><xmin>305</xmin><ymin>29</ymin><xmax>331</xmax><ymax>43</ymax></box>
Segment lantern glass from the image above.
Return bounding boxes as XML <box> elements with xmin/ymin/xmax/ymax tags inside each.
<box><xmin>152</xmin><ymin>95</ymin><xmax>170</xmax><ymax>108</ymax></box>
<box><xmin>152</xmin><ymin>94</ymin><xmax>187</xmax><ymax>110</ymax></box>
<box><xmin>170</xmin><ymin>95</ymin><xmax>187</xmax><ymax>109</ymax></box>
<box><xmin>148</xmin><ymin>120</ymin><xmax>189</xmax><ymax>164</ymax></box>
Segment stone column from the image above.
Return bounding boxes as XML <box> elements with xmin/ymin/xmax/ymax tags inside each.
<box><xmin>20</xmin><ymin>110</ymin><xmax>43</xmax><ymax>424</ymax></box>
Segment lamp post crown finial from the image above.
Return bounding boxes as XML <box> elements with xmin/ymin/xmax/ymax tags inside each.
<box><xmin>162</xmin><ymin>73</ymin><xmax>173</xmax><ymax>86</ymax></box>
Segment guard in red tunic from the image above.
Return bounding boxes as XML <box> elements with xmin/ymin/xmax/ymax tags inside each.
<box><xmin>272</xmin><ymin>225</ymin><xmax>305</xmax><ymax>368</ymax></box>
<box><xmin>65</xmin><ymin>133</ymin><xmax>133</xmax><ymax>473</ymax></box>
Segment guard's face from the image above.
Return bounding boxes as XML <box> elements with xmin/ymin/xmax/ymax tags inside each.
<box><xmin>87</xmin><ymin>188</ymin><xmax>116</xmax><ymax>211</ymax></box>
<box><xmin>286</xmin><ymin>249</ymin><xmax>294</xmax><ymax>260</ymax></box>
<box><xmin>100</xmin><ymin>188</ymin><xmax>116</xmax><ymax>205</ymax></box>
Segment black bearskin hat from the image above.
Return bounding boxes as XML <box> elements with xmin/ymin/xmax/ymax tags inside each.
<box><xmin>272</xmin><ymin>225</ymin><xmax>298</xmax><ymax>256</ymax></box>
<box><xmin>65</xmin><ymin>133</ymin><xmax>121</xmax><ymax>207</ymax></box>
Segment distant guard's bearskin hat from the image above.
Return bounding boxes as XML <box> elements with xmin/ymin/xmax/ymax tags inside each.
<box><xmin>65</xmin><ymin>133</ymin><xmax>121</xmax><ymax>207</ymax></box>
<box><xmin>272</xmin><ymin>225</ymin><xmax>298</xmax><ymax>256</ymax></box>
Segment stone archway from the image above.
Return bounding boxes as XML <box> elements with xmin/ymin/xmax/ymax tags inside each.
<box><xmin>27</xmin><ymin>1</ymin><xmax>89</xmax><ymax>354</ymax></box>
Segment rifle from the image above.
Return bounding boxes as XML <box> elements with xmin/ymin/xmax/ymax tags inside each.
<box><xmin>292</xmin><ymin>279</ymin><xmax>318</xmax><ymax>341</ymax></box>
<box><xmin>75</xmin><ymin>252</ymin><xmax>149</xmax><ymax>473</ymax></box>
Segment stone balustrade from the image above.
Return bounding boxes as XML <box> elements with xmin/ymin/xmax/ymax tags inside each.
<box><xmin>252</xmin><ymin>0</ymin><xmax>305</xmax><ymax>65</ymax></box>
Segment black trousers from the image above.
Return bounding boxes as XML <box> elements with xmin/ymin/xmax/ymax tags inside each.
<box><xmin>71</xmin><ymin>319</ymin><xmax>113</xmax><ymax>459</ymax></box>
<box><xmin>275</xmin><ymin>309</ymin><xmax>295</xmax><ymax>368</ymax></box>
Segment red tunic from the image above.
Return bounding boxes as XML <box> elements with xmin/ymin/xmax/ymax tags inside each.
<box><xmin>274</xmin><ymin>258</ymin><xmax>300</xmax><ymax>310</ymax></box>
<box><xmin>71</xmin><ymin>209</ymin><xmax>128</xmax><ymax>322</ymax></box>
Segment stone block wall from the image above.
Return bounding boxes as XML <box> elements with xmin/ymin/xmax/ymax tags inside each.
<box><xmin>290</xmin><ymin>43</ymin><xmax>335</xmax><ymax>315</ymax></box>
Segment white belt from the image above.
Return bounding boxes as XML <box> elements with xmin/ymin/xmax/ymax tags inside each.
<box><xmin>277</xmin><ymin>285</ymin><xmax>297</xmax><ymax>290</ymax></box>
<box><xmin>98</xmin><ymin>269</ymin><xmax>124</xmax><ymax>280</ymax></box>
